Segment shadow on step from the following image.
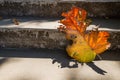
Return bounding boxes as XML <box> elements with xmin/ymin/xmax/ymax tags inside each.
<box><xmin>0</xmin><ymin>48</ymin><xmax>119</xmax><ymax>60</ymax></box>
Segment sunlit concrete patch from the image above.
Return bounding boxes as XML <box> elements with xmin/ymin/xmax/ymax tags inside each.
<box><xmin>0</xmin><ymin>58</ymin><xmax>120</xmax><ymax>80</ymax></box>
<box><xmin>0</xmin><ymin>58</ymin><xmax>66</xmax><ymax>80</ymax></box>
<box><xmin>87</xmin><ymin>25</ymin><xmax>120</xmax><ymax>31</ymax></box>
<box><xmin>0</xmin><ymin>49</ymin><xmax>120</xmax><ymax>80</ymax></box>
<box><xmin>0</xmin><ymin>18</ymin><xmax>120</xmax><ymax>31</ymax></box>
<box><xmin>0</xmin><ymin>18</ymin><xmax>60</xmax><ymax>29</ymax></box>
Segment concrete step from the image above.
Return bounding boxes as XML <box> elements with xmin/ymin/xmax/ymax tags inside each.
<box><xmin>0</xmin><ymin>16</ymin><xmax>120</xmax><ymax>80</ymax></box>
<box><xmin>0</xmin><ymin>48</ymin><xmax>120</xmax><ymax>80</ymax></box>
<box><xmin>0</xmin><ymin>17</ymin><xmax>120</xmax><ymax>50</ymax></box>
<box><xmin>0</xmin><ymin>0</ymin><xmax>120</xmax><ymax>17</ymax></box>
<box><xmin>0</xmin><ymin>28</ymin><xmax>120</xmax><ymax>51</ymax></box>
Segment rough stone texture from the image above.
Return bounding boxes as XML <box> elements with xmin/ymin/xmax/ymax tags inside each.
<box><xmin>0</xmin><ymin>28</ymin><xmax>66</xmax><ymax>49</ymax></box>
<box><xmin>0</xmin><ymin>1</ymin><xmax>120</xmax><ymax>18</ymax></box>
<box><xmin>0</xmin><ymin>28</ymin><xmax>119</xmax><ymax>50</ymax></box>
<box><xmin>109</xmin><ymin>31</ymin><xmax>120</xmax><ymax>51</ymax></box>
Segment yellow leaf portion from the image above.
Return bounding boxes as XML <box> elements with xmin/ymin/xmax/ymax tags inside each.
<box><xmin>66</xmin><ymin>30</ymin><xmax>96</xmax><ymax>62</ymax></box>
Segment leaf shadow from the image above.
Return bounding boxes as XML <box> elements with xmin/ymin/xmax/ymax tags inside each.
<box><xmin>52</xmin><ymin>56</ymin><xmax>78</xmax><ymax>68</ymax></box>
<box><xmin>86</xmin><ymin>62</ymin><xmax>107</xmax><ymax>75</ymax></box>
<box><xmin>0</xmin><ymin>58</ymin><xmax>8</xmax><ymax>66</ymax></box>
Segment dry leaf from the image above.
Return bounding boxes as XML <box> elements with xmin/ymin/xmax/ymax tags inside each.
<box><xmin>58</xmin><ymin>7</ymin><xmax>110</xmax><ymax>62</ymax></box>
<box><xmin>13</xmin><ymin>18</ymin><xmax>19</xmax><ymax>25</ymax></box>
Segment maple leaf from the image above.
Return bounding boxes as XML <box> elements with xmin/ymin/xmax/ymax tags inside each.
<box><xmin>58</xmin><ymin>6</ymin><xmax>110</xmax><ymax>62</ymax></box>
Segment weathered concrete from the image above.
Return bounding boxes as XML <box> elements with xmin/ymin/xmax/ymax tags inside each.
<box><xmin>0</xmin><ymin>28</ymin><xmax>120</xmax><ymax>51</ymax></box>
<box><xmin>0</xmin><ymin>28</ymin><xmax>66</xmax><ymax>49</ymax></box>
<box><xmin>0</xmin><ymin>0</ymin><xmax>120</xmax><ymax>18</ymax></box>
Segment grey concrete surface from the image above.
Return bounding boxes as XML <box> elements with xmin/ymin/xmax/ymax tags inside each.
<box><xmin>0</xmin><ymin>0</ymin><xmax>120</xmax><ymax>3</ymax></box>
<box><xmin>0</xmin><ymin>48</ymin><xmax>120</xmax><ymax>80</ymax></box>
<box><xmin>0</xmin><ymin>1</ymin><xmax>120</xmax><ymax>17</ymax></box>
